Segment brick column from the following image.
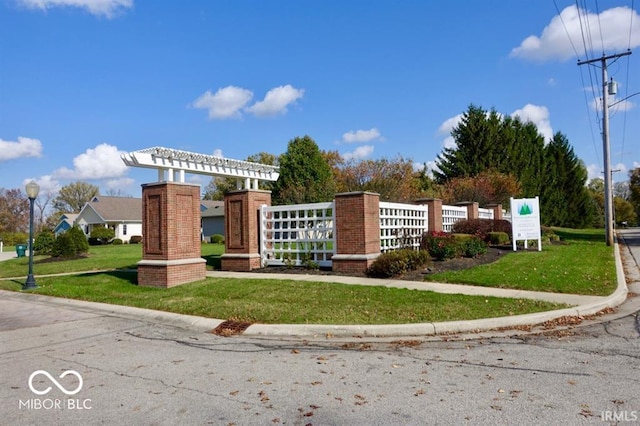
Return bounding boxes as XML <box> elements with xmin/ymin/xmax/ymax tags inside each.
<box><xmin>332</xmin><ymin>192</ymin><xmax>380</xmax><ymax>274</ymax></box>
<box><xmin>456</xmin><ymin>201</ymin><xmax>479</xmax><ymax>220</ymax></box>
<box><xmin>221</xmin><ymin>189</ymin><xmax>271</xmax><ymax>272</ymax></box>
<box><xmin>415</xmin><ymin>198</ymin><xmax>442</xmax><ymax>233</ymax></box>
<box><xmin>485</xmin><ymin>204</ymin><xmax>503</xmax><ymax>220</ymax></box>
<box><xmin>137</xmin><ymin>182</ymin><xmax>206</xmax><ymax>288</ymax></box>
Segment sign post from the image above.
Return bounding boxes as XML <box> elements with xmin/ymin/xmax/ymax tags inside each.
<box><xmin>510</xmin><ymin>196</ymin><xmax>541</xmax><ymax>252</ymax></box>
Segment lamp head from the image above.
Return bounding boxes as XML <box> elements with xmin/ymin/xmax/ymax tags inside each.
<box><xmin>25</xmin><ymin>180</ymin><xmax>40</xmax><ymax>199</ymax></box>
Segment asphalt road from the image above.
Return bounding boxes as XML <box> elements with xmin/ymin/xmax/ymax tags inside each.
<box><xmin>0</xmin><ymin>228</ymin><xmax>639</xmax><ymax>425</ymax></box>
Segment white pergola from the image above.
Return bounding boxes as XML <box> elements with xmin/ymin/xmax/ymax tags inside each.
<box><xmin>121</xmin><ymin>146</ymin><xmax>279</xmax><ymax>190</ymax></box>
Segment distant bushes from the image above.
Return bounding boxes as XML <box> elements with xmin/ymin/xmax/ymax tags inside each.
<box><xmin>89</xmin><ymin>227</ymin><xmax>115</xmax><ymax>245</ymax></box>
<box><xmin>451</xmin><ymin>219</ymin><xmax>512</xmax><ymax>242</ymax></box>
<box><xmin>210</xmin><ymin>234</ymin><xmax>224</xmax><ymax>244</ymax></box>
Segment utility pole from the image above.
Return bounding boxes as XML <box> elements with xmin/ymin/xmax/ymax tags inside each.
<box><xmin>578</xmin><ymin>50</ymin><xmax>632</xmax><ymax>246</ymax></box>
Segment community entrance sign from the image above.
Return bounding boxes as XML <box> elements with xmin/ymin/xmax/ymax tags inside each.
<box><xmin>121</xmin><ymin>146</ymin><xmax>280</xmax><ymax>287</ymax></box>
<box><xmin>510</xmin><ymin>196</ymin><xmax>541</xmax><ymax>252</ymax></box>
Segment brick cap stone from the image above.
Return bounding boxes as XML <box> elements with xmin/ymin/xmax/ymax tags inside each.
<box><xmin>332</xmin><ymin>253</ymin><xmax>380</xmax><ymax>261</ymax></box>
<box><xmin>226</xmin><ymin>189</ymin><xmax>272</xmax><ymax>195</ymax></box>
<box><xmin>335</xmin><ymin>191</ymin><xmax>380</xmax><ymax>197</ymax></box>
<box><xmin>138</xmin><ymin>258</ymin><xmax>206</xmax><ymax>267</ymax></box>
<box><xmin>141</xmin><ymin>182</ymin><xmax>200</xmax><ymax>189</ymax></box>
<box><xmin>221</xmin><ymin>253</ymin><xmax>261</xmax><ymax>259</ymax></box>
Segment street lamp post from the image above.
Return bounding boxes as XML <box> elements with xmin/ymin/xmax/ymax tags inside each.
<box><xmin>23</xmin><ymin>180</ymin><xmax>40</xmax><ymax>290</ymax></box>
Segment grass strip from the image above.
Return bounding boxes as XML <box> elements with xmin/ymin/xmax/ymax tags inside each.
<box><xmin>0</xmin><ymin>271</ymin><xmax>565</xmax><ymax>325</ymax></box>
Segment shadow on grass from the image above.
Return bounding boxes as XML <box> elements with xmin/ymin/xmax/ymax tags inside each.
<box><xmin>75</xmin><ymin>269</ymin><xmax>139</xmax><ymax>285</ymax></box>
<box><xmin>553</xmin><ymin>229</ymin><xmax>605</xmax><ymax>242</ymax></box>
<box><xmin>202</xmin><ymin>253</ymin><xmax>222</xmax><ymax>270</ymax></box>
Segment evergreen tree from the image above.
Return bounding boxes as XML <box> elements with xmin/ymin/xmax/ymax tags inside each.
<box><xmin>272</xmin><ymin>135</ymin><xmax>336</xmax><ymax>205</ymax></box>
<box><xmin>541</xmin><ymin>133</ymin><xmax>594</xmax><ymax>227</ymax></box>
<box><xmin>435</xmin><ymin>105</ymin><xmax>503</xmax><ymax>182</ymax></box>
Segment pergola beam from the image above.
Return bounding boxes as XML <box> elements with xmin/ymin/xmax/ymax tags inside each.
<box><xmin>121</xmin><ymin>146</ymin><xmax>279</xmax><ymax>188</ymax></box>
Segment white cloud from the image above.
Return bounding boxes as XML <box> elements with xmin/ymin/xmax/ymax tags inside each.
<box><xmin>591</xmin><ymin>96</ymin><xmax>635</xmax><ymax>112</ymax></box>
<box><xmin>633</xmin><ymin>161</ymin><xmax>640</xmax><ymax>169</ymax></box>
<box><xmin>0</xmin><ymin>136</ymin><xmax>43</xmax><ymax>161</ymax></box>
<box><xmin>341</xmin><ymin>128</ymin><xmax>382</xmax><ymax>144</ymax></box>
<box><xmin>511</xmin><ymin>104</ymin><xmax>554</xmax><ymax>142</ymax></box>
<box><xmin>21</xmin><ymin>175</ymin><xmax>60</xmax><ymax>195</ymax></box>
<box><xmin>587</xmin><ymin>163</ymin><xmax>601</xmax><ymax>181</ymax></box>
<box><xmin>342</xmin><ymin>145</ymin><xmax>374</xmax><ymax>161</ymax></box>
<box><xmin>511</xmin><ymin>5</ymin><xmax>640</xmax><ymax>62</ymax></box>
<box><xmin>212</xmin><ymin>148</ymin><xmax>223</xmax><ymax>157</ymax></box>
<box><xmin>437</xmin><ymin>114</ymin><xmax>464</xmax><ymax>150</ymax></box>
<box><xmin>54</xmin><ymin>143</ymin><xmax>128</xmax><ymax>180</ymax></box>
<box><xmin>191</xmin><ymin>86</ymin><xmax>253</xmax><ymax>120</ymax></box>
<box><xmin>246</xmin><ymin>85</ymin><xmax>304</xmax><ymax>117</ymax></box>
<box><xmin>104</xmin><ymin>177</ymin><xmax>135</xmax><ymax>190</ymax></box>
<box><xmin>18</xmin><ymin>0</ymin><xmax>133</xmax><ymax>18</ymax></box>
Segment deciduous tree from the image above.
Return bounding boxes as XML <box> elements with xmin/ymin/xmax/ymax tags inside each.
<box><xmin>272</xmin><ymin>136</ymin><xmax>336</xmax><ymax>205</ymax></box>
<box><xmin>53</xmin><ymin>181</ymin><xmax>99</xmax><ymax>213</ymax></box>
<box><xmin>0</xmin><ymin>188</ymin><xmax>29</xmax><ymax>233</ymax></box>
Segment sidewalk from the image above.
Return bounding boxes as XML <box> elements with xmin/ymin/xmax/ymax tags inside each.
<box><xmin>1</xmin><ymin>233</ymin><xmax>638</xmax><ymax>339</ymax></box>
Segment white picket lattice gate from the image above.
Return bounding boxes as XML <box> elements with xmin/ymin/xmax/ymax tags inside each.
<box><xmin>260</xmin><ymin>202</ymin><xmax>335</xmax><ymax>267</ymax></box>
<box><xmin>379</xmin><ymin>202</ymin><xmax>429</xmax><ymax>252</ymax></box>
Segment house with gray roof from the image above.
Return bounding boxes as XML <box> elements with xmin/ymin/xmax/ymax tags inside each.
<box><xmin>201</xmin><ymin>200</ymin><xmax>225</xmax><ymax>242</ymax></box>
<box><xmin>75</xmin><ymin>196</ymin><xmax>143</xmax><ymax>243</ymax></box>
<box><xmin>53</xmin><ymin>213</ymin><xmax>79</xmax><ymax>237</ymax></box>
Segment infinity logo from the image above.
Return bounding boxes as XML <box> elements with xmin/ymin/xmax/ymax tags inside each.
<box><xmin>28</xmin><ymin>370</ymin><xmax>83</xmax><ymax>396</ymax></box>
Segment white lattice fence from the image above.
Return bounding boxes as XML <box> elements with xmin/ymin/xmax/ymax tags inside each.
<box><xmin>442</xmin><ymin>205</ymin><xmax>467</xmax><ymax>232</ymax></box>
<box><xmin>379</xmin><ymin>202</ymin><xmax>429</xmax><ymax>252</ymax></box>
<box><xmin>478</xmin><ymin>208</ymin><xmax>494</xmax><ymax>219</ymax></box>
<box><xmin>260</xmin><ymin>202</ymin><xmax>335</xmax><ymax>267</ymax></box>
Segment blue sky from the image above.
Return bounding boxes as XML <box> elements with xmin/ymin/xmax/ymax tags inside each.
<box><xmin>1</xmin><ymin>0</ymin><xmax>639</xmax><ymax>203</ymax></box>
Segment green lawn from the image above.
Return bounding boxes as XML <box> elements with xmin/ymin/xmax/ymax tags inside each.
<box><xmin>0</xmin><ymin>270</ymin><xmax>563</xmax><ymax>325</ymax></box>
<box><xmin>0</xmin><ymin>229</ymin><xmax>616</xmax><ymax>324</ymax></box>
<box><xmin>424</xmin><ymin>228</ymin><xmax>616</xmax><ymax>296</ymax></box>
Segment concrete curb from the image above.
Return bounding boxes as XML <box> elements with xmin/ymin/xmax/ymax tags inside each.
<box><xmin>242</xmin><ymin>241</ymin><xmax>630</xmax><ymax>338</ymax></box>
<box><xmin>0</xmin><ymin>239</ymin><xmax>633</xmax><ymax>339</ymax></box>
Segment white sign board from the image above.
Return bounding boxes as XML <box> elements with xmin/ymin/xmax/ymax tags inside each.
<box><xmin>510</xmin><ymin>196</ymin><xmax>541</xmax><ymax>251</ymax></box>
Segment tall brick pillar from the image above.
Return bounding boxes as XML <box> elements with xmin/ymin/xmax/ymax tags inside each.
<box><xmin>137</xmin><ymin>182</ymin><xmax>206</xmax><ymax>288</ymax></box>
<box><xmin>456</xmin><ymin>201</ymin><xmax>479</xmax><ymax>220</ymax></box>
<box><xmin>486</xmin><ymin>204</ymin><xmax>503</xmax><ymax>220</ymax></box>
<box><xmin>332</xmin><ymin>192</ymin><xmax>380</xmax><ymax>274</ymax></box>
<box><xmin>221</xmin><ymin>189</ymin><xmax>271</xmax><ymax>272</ymax></box>
<box><xmin>415</xmin><ymin>198</ymin><xmax>443</xmax><ymax>233</ymax></box>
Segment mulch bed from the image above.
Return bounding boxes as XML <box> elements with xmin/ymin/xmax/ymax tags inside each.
<box><xmin>253</xmin><ymin>245</ymin><xmax>519</xmax><ymax>282</ymax></box>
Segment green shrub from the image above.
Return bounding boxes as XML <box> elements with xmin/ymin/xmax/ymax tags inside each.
<box><xmin>211</xmin><ymin>234</ymin><xmax>224</xmax><ymax>244</ymax></box>
<box><xmin>67</xmin><ymin>226</ymin><xmax>89</xmax><ymax>254</ymax></box>
<box><xmin>0</xmin><ymin>231</ymin><xmax>28</xmax><ymax>246</ymax></box>
<box><xmin>488</xmin><ymin>232</ymin><xmax>509</xmax><ymax>245</ymax></box>
<box><xmin>459</xmin><ymin>235</ymin><xmax>488</xmax><ymax>258</ymax></box>
<box><xmin>112</xmin><ymin>238</ymin><xmax>123</xmax><ymax>245</ymax></box>
<box><xmin>367</xmin><ymin>249</ymin><xmax>429</xmax><ymax>278</ymax></box>
<box><xmin>452</xmin><ymin>219</ymin><xmax>512</xmax><ymax>241</ymax></box>
<box><xmin>421</xmin><ymin>231</ymin><xmax>458</xmax><ymax>261</ymax></box>
<box><xmin>129</xmin><ymin>235</ymin><xmax>143</xmax><ymax>244</ymax></box>
<box><xmin>51</xmin><ymin>233</ymin><xmax>76</xmax><ymax>257</ymax></box>
<box><xmin>90</xmin><ymin>227</ymin><xmax>115</xmax><ymax>244</ymax></box>
<box><xmin>33</xmin><ymin>231</ymin><xmax>55</xmax><ymax>255</ymax></box>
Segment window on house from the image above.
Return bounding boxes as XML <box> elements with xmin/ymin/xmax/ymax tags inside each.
<box><xmin>123</xmin><ymin>224</ymin><xmax>127</xmax><ymax>235</ymax></box>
